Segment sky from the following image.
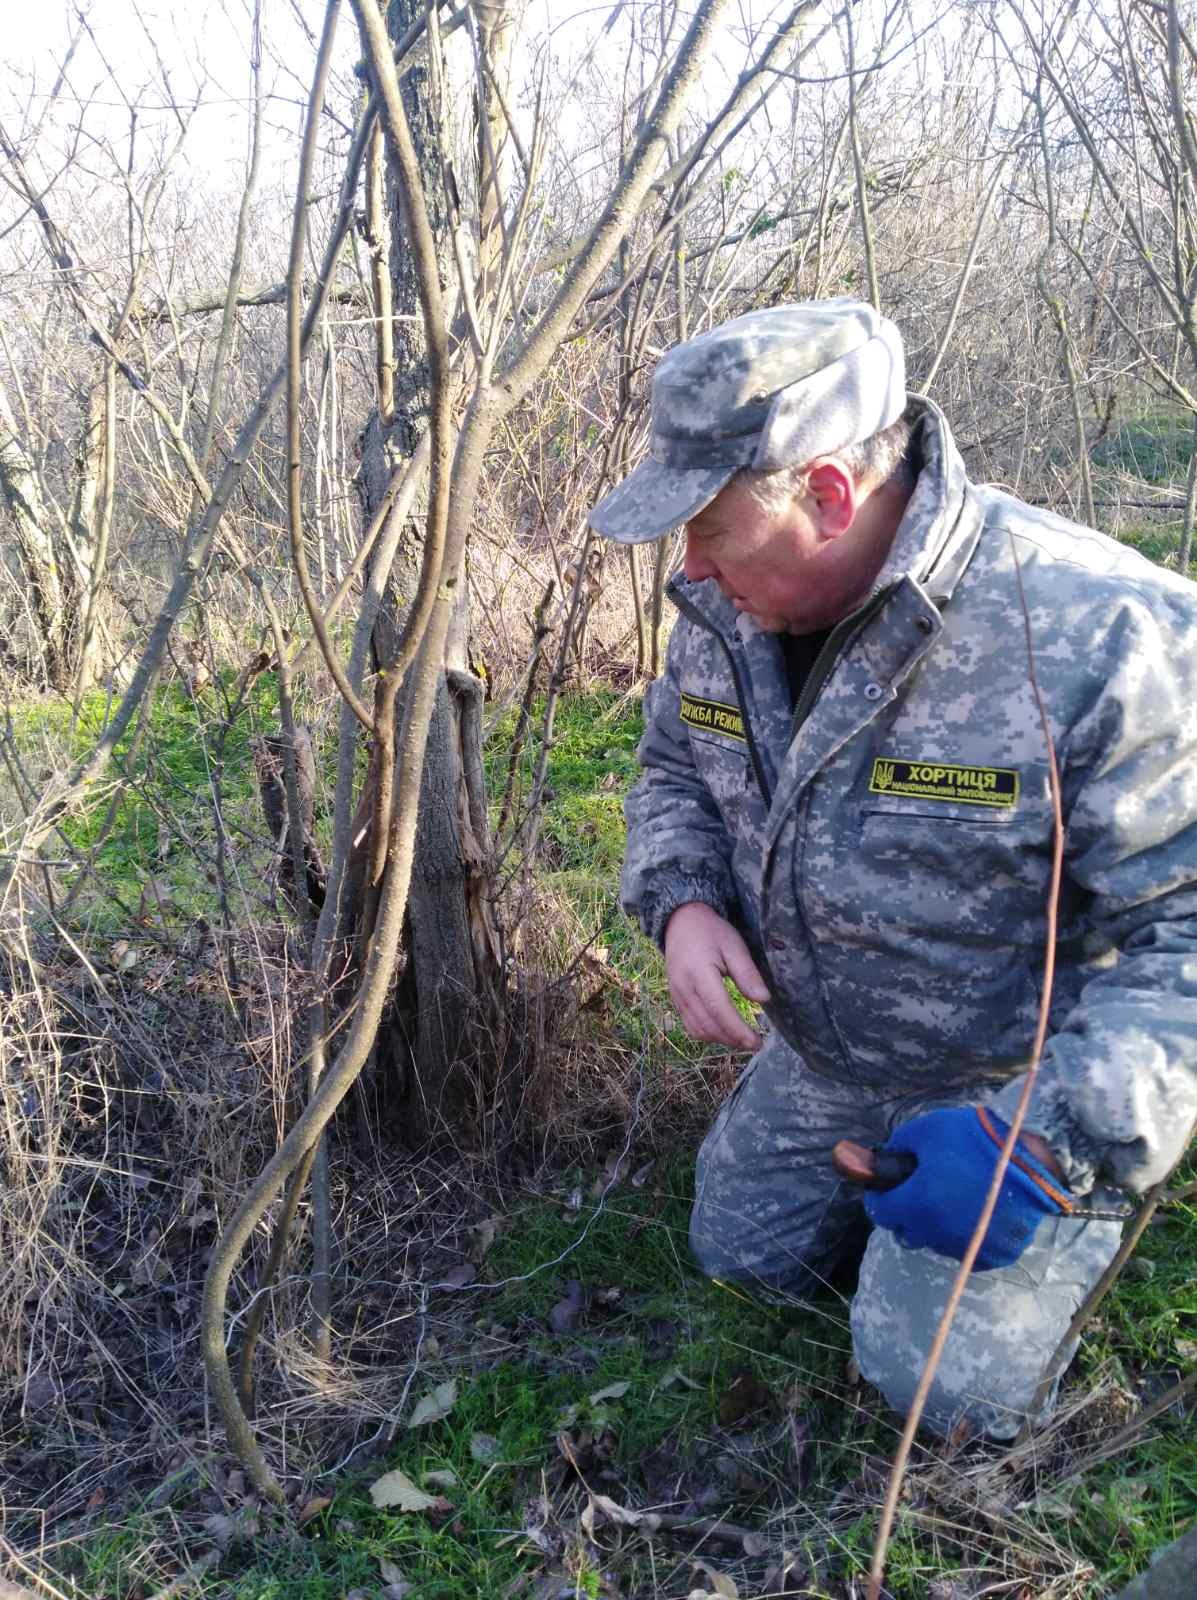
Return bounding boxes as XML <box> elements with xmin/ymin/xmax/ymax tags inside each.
<box><xmin>2</xmin><ymin>1</ymin><xmax>845</xmax><ymax>195</ymax></box>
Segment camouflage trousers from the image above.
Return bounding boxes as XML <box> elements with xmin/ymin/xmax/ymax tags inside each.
<box><xmin>690</xmin><ymin>1033</ymin><xmax>1124</xmax><ymax>1439</ymax></box>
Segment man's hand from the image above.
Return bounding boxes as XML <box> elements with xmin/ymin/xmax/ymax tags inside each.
<box><xmin>664</xmin><ymin>902</ymin><xmax>770</xmax><ymax>1050</ymax></box>
<box><xmin>863</xmin><ymin>1106</ymin><xmax>1071</xmax><ymax>1270</ymax></box>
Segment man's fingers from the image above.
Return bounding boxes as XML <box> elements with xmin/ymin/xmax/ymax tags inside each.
<box><xmin>676</xmin><ymin>970</ymin><xmax>760</xmax><ymax>1050</ymax></box>
<box><xmin>718</xmin><ymin>933</ymin><xmax>771</xmax><ymax>1003</ymax></box>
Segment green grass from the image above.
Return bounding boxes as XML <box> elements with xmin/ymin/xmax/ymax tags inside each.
<box><xmin>49</xmin><ymin>1166</ymin><xmax>1197</xmax><ymax>1599</ymax></box>
<box><xmin>4</xmin><ymin>673</ymin><xmax>285</xmax><ymax>931</ymax></box>
<box><xmin>15</xmin><ymin>681</ymin><xmax>1197</xmax><ymax>1598</ymax></box>
<box><xmin>1092</xmin><ymin>413</ymin><xmax>1194</xmax><ymax>483</ymax></box>
<box><xmin>57</xmin><ymin>1162</ymin><xmax>1197</xmax><ymax>1597</ymax></box>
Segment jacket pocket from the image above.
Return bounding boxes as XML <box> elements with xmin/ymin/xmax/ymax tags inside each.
<box><xmin>689</xmin><ymin>732</ymin><xmax>754</xmax><ymax>832</ymax></box>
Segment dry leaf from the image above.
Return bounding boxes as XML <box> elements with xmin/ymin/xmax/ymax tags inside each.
<box><xmin>201</xmin><ymin>1512</ymin><xmax>240</xmax><ymax>1547</ymax></box>
<box><xmin>297</xmin><ymin>1493</ymin><xmax>331</xmax><ymax>1525</ymax></box>
<box><xmin>424</xmin><ymin>1468</ymin><xmax>459</xmax><ymax>1488</ymax></box>
<box><xmin>692</xmin><ymin>1561</ymin><xmax>738</xmax><ymax>1599</ymax></box>
<box><xmin>717</xmin><ymin>1369</ymin><xmax>772</xmax><ymax>1426</ymax></box>
<box><xmin>588</xmin><ymin>1381</ymin><xmax>631</xmax><ymax>1404</ymax></box>
<box><xmin>470</xmin><ymin>1216</ymin><xmax>500</xmax><ymax>1258</ymax></box>
<box><xmin>379</xmin><ymin>1556</ymin><xmax>408</xmax><ymax>1585</ymax></box>
<box><xmin>660</xmin><ymin>1367</ymin><xmax>702</xmax><ymax>1392</ymax></box>
<box><xmin>549</xmin><ymin>1280</ymin><xmax>585</xmax><ymax>1334</ymax></box>
<box><xmin>410</xmin><ymin>1379</ymin><xmax>457</xmax><ymax>1428</ymax></box>
<box><xmin>369</xmin><ymin>1467</ymin><xmax>440</xmax><ymax>1512</ymax></box>
<box><xmin>581</xmin><ymin>1491</ymin><xmax>652</xmax><ymax>1539</ymax></box>
<box><xmin>741</xmin><ymin>1531</ymin><xmax>768</xmax><ymax>1557</ymax></box>
<box><xmin>761</xmin><ymin>1554</ymin><xmax>813</xmax><ymax>1596</ymax></box>
<box><xmin>440</xmin><ymin>1263</ymin><xmax>476</xmax><ymax>1288</ymax></box>
<box><xmin>109</xmin><ymin>939</ymin><xmax>138</xmax><ymax>972</ymax></box>
<box><xmin>469</xmin><ymin>1433</ymin><xmax>501</xmax><ymax>1463</ymax></box>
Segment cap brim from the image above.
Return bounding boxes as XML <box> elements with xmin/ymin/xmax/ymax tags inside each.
<box><xmin>587</xmin><ymin>456</ymin><xmax>735</xmax><ymax>544</ymax></box>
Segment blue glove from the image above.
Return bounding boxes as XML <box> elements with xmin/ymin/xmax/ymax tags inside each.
<box><xmin>863</xmin><ymin>1106</ymin><xmax>1071</xmax><ymax>1270</ymax></box>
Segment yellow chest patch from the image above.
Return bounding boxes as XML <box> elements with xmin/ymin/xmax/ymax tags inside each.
<box><xmin>870</xmin><ymin>757</ymin><xmax>1019</xmax><ymax>807</ymax></box>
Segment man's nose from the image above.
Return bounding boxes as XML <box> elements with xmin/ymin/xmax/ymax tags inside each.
<box><xmin>683</xmin><ymin>530</ymin><xmax>716</xmax><ymax>583</ymax></box>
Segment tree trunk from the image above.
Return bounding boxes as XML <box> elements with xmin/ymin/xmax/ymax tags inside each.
<box><xmin>355</xmin><ymin>0</ymin><xmax>514</xmax><ymax>1145</ymax></box>
<box><xmin>0</xmin><ymin>372</ymin><xmax>73</xmax><ymax>690</ymax></box>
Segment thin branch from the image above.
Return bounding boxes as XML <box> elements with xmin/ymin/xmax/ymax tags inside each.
<box><xmin>868</xmin><ymin>532</ymin><xmax>1066</xmax><ymax>1599</ymax></box>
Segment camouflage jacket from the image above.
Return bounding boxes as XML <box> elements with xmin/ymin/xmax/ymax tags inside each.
<box><xmin>622</xmin><ymin>400</ymin><xmax>1197</xmax><ymax>1195</ymax></box>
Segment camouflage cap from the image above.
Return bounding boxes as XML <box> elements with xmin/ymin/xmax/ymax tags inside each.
<box><xmin>588</xmin><ymin>298</ymin><xmax>906</xmax><ymax>544</ymax></box>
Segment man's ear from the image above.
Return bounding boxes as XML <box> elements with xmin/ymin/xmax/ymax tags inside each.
<box><xmin>804</xmin><ymin>459</ymin><xmax>856</xmax><ymax>538</ymax></box>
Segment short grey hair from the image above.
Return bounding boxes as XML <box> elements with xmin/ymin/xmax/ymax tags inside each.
<box><xmin>739</xmin><ymin>404</ymin><xmax>919</xmax><ymax>517</ymax></box>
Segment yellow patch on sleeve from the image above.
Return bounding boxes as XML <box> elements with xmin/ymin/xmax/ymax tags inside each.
<box><xmin>680</xmin><ymin>692</ymin><xmax>746</xmax><ymax>743</ymax></box>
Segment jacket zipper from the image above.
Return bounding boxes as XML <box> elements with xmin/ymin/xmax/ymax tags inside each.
<box><xmin>669</xmin><ymin>590</ymin><xmax>774</xmax><ymax>807</ymax></box>
<box><xmin>789</xmin><ymin>585</ymin><xmax>893</xmax><ymax>742</ymax></box>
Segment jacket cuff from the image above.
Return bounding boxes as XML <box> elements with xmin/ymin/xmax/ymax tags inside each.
<box><xmin>987</xmin><ymin>1077</ymin><xmax>1107</xmax><ymax>1196</ymax></box>
<box><xmin>638</xmin><ymin>872</ymin><xmax>732</xmax><ymax>950</ymax></box>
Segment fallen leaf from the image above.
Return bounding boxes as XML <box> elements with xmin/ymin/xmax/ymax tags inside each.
<box><xmin>549</xmin><ymin>1280</ymin><xmax>585</xmax><ymax>1334</ymax></box>
<box><xmin>379</xmin><ymin>1556</ymin><xmax>407</xmax><ymax>1584</ymax></box>
<box><xmin>369</xmin><ymin>1467</ymin><xmax>440</xmax><ymax>1512</ymax></box>
<box><xmin>580</xmin><ymin>1490</ymin><xmax>657</xmax><ymax>1539</ymax></box>
<box><xmin>297</xmin><ymin>1493</ymin><xmax>331</xmax><ymax>1525</ymax></box>
<box><xmin>1175</xmin><ymin>1337</ymin><xmax>1197</xmax><ymax>1364</ymax></box>
<box><xmin>717</xmin><ymin>1369</ymin><xmax>772</xmax><ymax>1426</ymax></box>
<box><xmin>410</xmin><ymin>1379</ymin><xmax>457</xmax><ymax>1428</ymax></box>
<box><xmin>202</xmin><ymin>1511</ymin><xmax>257</xmax><ymax>1547</ymax></box>
<box><xmin>470</xmin><ymin>1215</ymin><xmax>501</xmax><ymax>1258</ymax></box>
<box><xmin>631</xmin><ymin>1160</ymin><xmax>655</xmax><ymax>1187</ymax></box>
<box><xmin>659</xmin><ymin>1367</ymin><xmax>702</xmax><ymax>1392</ymax></box>
<box><xmin>521</xmin><ymin>1493</ymin><xmax>560</xmax><ymax>1556</ymax></box>
<box><xmin>741</xmin><ymin>1531</ymin><xmax>768</xmax><ymax>1557</ymax></box>
<box><xmin>590</xmin><ymin>1150</ymin><xmax>626</xmax><ymax>1197</ymax></box>
<box><xmin>440</xmin><ymin>1263</ymin><xmax>476</xmax><ymax>1288</ymax></box>
<box><xmin>24</xmin><ymin>1371</ymin><xmax>58</xmax><ymax>1411</ymax></box>
<box><xmin>691</xmin><ymin>1562</ymin><xmax>738</xmax><ymax>1599</ymax></box>
<box><xmin>470</xmin><ymin>1433</ymin><xmax>501</xmax><ymax>1463</ymax></box>
<box><xmin>761</xmin><ymin>1554</ymin><xmax>812</xmax><ymax>1597</ymax></box>
<box><xmin>425</xmin><ymin>1468</ymin><xmax>459</xmax><ymax>1488</ymax></box>
<box><xmin>588</xmin><ymin>1381</ymin><xmax>630</xmax><ymax>1404</ymax></box>
<box><xmin>110</xmin><ymin>939</ymin><xmax>138</xmax><ymax>972</ymax></box>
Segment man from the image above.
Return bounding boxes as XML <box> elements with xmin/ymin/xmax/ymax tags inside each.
<box><xmin>587</xmin><ymin>299</ymin><xmax>1197</xmax><ymax>1438</ymax></box>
